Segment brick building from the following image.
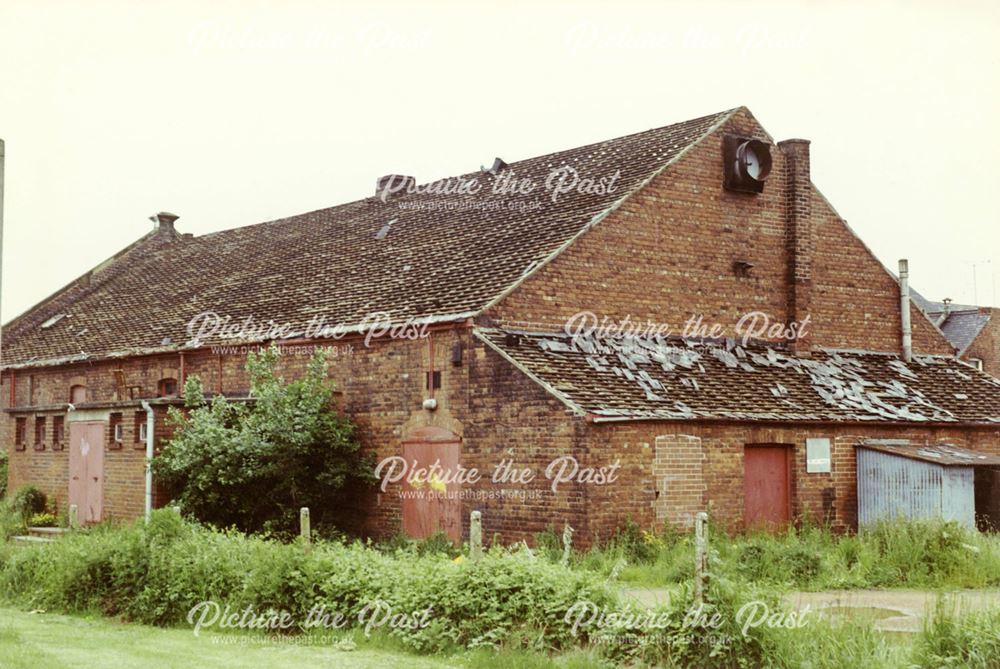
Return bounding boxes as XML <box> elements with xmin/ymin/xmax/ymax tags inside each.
<box><xmin>913</xmin><ymin>294</ymin><xmax>999</xmax><ymax>376</ymax></box>
<box><xmin>4</xmin><ymin>107</ymin><xmax>1000</xmax><ymax>541</ymax></box>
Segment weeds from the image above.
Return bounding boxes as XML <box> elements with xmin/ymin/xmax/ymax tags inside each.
<box><xmin>572</xmin><ymin>518</ymin><xmax>1000</xmax><ymax>591</ymax></box>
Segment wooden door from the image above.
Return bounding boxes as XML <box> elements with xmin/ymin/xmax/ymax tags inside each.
<box><xmin>744</xmin><ymin>445</ymin><xmax>791</xmax><ymax>530</ymax></box>
<box><xmin>69</xmin><ymin>421</ymin><xmax>105</xmax><ymax>524</ymax></box>
<box><xmin>401</xmin><ymin>427</ymin><xmax>462</xmax><ymax>542</ymax></box>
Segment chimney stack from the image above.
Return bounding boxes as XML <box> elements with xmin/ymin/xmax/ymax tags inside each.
<box><xmin>779</xmin><ymin>138</ymin><xmax>812</xmax><ymax>353</ymax></box>
<box><xmin>150</xmin><ymin>211</ymin><xmax>179</xmax><ymax>233</ymax></box>
<box><xmin>899</xmin><ymin>259</ymin><xmax>912</xmax><ymax>362</ymax></box>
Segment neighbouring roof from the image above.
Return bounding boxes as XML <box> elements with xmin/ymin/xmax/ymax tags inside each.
<box><xmin>910</xmin><ymin>289</ymin><xmax>991</xmax><ymax>355</ymax></box>
<box><xmin>933</xmin><ymin>310</ymin><xmax>991</xmax><ymax>356</ymax></box>
<box><xmin>858</xmin><ymin>440</ymin><xmax>1000</xmax><ymax>467</ymax></box>
<box><xmin>2</xmin><ymin>108</ymin><xmax>740</xmax><ymax>369</ymax></box>
<box><xmin>477</xmin><ymin>329</ymin><xmax>1000</xmax><ymax>424</ymax></box>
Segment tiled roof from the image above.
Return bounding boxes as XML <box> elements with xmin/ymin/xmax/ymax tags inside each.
<box><xmin>477</xmin><ymin>329</ymin><xmax>1000</xmax><ymax>424</ymax></box>
<box><xmin>2</xmin><ymin>109</ymin><xmax>738</xmax><ymax>368</ymax></box>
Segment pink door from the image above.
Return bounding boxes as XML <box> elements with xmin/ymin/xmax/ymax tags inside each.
<box><xmin>69</xmin><ymin>421</ymin><xmax>105</xmax><ymax>524</ymax></box>
<box><xmin>401</xmin><ymin>427</ymin><xmax>462</xmax><ymax>542</ymax></box>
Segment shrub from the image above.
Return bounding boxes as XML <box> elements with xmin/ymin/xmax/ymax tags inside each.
<box><xmin>589</xmin><ymin>577</ymin><xmax>778</xmax><ymax>668</ymax></box>
<box><xmin>154</xmin><ymin>347</ymin><xmax>374</xmax><ymax>536</ymax></box>
<box><xmin>27</xmin><ymin>512</ymin><xmax>58</xmax><ymax>528</ymax></box>
<box><xmin>11</xmin><ymin>486</ymin><xmax>46</xmax><ymax>525</ymax></box>
<box><xmin>0</xmin><ymin>512</ymin><xmax>617</xmax><ymax>654</ymax></box>
<box><xmin>0</xmin><ymin>450</ymin><xmax>8</xmax><ymax>499</ymax></box>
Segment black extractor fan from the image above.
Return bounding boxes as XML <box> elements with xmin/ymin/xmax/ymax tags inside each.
<box><xmin>723</xmin><ymin>135</ymin><xmax>772</xmax><ymax>194</ymax></box>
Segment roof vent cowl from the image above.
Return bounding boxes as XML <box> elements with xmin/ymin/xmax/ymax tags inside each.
<box><xmin>150</xmin><ymin>212</ymin><xmax>179</xmax><ymax>232</ymax></box>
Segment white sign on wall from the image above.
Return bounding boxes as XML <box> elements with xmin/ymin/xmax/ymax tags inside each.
<box><xmin>806</xmin><ymin>438</ymin><xmax>831</xmax><ymax>473</ymax></box>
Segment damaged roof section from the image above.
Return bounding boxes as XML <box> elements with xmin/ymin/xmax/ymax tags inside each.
<box><xmin>478</xmin><ymin>329</ymin><xmax>1000</xmax><ymax>424</ymax></box>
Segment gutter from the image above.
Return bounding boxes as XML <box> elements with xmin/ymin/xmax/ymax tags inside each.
<box><xmin>140</xmin><ymin>400</ymin><xmax>154</xmax><ymax>523</ymax></box>
<box><xmin>585</xmin><ymin>413</ymin><xmax>1000</xmax><ymax>428</ymax></box>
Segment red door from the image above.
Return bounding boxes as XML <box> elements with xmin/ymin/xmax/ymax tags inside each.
<box><xmin>401</xmin><ymin>427</ymin><xmax>462</xmax><ymax>542</ymax></box>
<box><xmin>69</xmin><ymin>421</ymin><xmax>105</xmax><ymax>524</ymax></box>
<box><xmin>743</xmin><ymin>445</ymin><xmax>791</xmax><ymax>530</ymax></box>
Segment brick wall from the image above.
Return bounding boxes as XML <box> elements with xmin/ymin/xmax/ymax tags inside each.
<box><xmin>963</xmin><ymin>308</ymin><xmax>1000</xmax><ymax>376</ymax></box>
<box><xmin>2</xmin><ymin>329</ymin><xmax>595</xmax><ymax>543</ymax></box>
<box><xmin>486</xmin><ymin>108</ymin><xmax>954</xmax><ymax>357</ymax></box>
<box><xmin>582</xmin><ymin>420</ymin><xmax>1000</xmax><ymax>539</ymax></box>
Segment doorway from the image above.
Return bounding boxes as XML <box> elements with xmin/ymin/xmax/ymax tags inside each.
<box><xmin>68</xmin><ymin>421</ymin><xmax>105</xmax><ymax>524</ymax></box>
<box><xmin>400</xmin><ymin>426</ymin><xmax>463</xmax><ymax>542</ymax></box>
<box><xmin>744</xmin><ymin>445</ymin><xmax>792</xmax><ymax>530</ymax></box>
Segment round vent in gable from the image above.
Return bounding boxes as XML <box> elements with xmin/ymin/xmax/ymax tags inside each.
<box><xmin>723</xmin><ymin>136</ymin><xmax>772</xmax><ymax>194</ymax></box>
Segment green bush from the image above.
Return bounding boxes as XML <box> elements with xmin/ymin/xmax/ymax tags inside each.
<box><xmin>154</xmin><ymin>347</ymin><xmax>374</xmax><ymax>537</ymax></box>
<box><xmin>0</xmin><ymin>511</ymin><xmax>616</xmax><ymax>654</ymax></box>
<box><xmin>11</xmin><ymin>486</ymin><xmax>46</xmax><ymax>525</ymax></box>
<box><xmin>0</xmin><ymin>450</ymin><xmax>8</xmax><ymax>499</ymax></box>
<box><xmin>27</xmin><ymin>512</ymin><xmax>58</xmax><ymax>528</ymax></box>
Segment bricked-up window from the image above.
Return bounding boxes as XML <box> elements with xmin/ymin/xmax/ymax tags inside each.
<box><xmin>52</xmin><ymin>416</ymin><xmax>65</xmax><ymax>450</ymax></box>
<box><xmin>158</xmin><ymin>378</ymin><xmax>178</xmax><ymax>397</ymax></box>
<box><xmin>15</xmin><ymin>417</ymin><xmax>26</xmax><ymax>450</ymax></box>
<box><xmin>34</xmin><ymin>416</ymin><xmax>46</xmax><ymax>450</ymax></box>
<box><xmin>70</xmin><ymin>384</ymin><xmax>87</xmax><ymax>404</ymax></box>
<box><xmin>109</xmin><ymin>412</ymin><xmax>123</xmax><ymax>449</ymax></box>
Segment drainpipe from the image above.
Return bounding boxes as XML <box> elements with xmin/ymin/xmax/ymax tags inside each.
<box><xmin>899</xmin><ymin>259</ymin><xmax>912</xmax><ymax>362</ymax></box>
<box><xmin>141</xmin><ymin>400</ymin><xmax>154</xmax><ymax>523</ymax></box>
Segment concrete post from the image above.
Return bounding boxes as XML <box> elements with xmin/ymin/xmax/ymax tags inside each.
<box><xmin>694</xmin><ymin>512</ymin><xmax>709</xmax><ymax>603</ymax></box>
<box><xmin>561</xmin><ymin>524</ymin><xmax>574</xmax><ymax>567</ymax></box>
<box><xmin>469</xmin><ymin>510</ymin><xmax>482</xmax><ymax>561</ymax></box>
<box><xmin>300</xmin><ymin>507</ymin><xmax>311</xmax><ymax>550</ymax></box>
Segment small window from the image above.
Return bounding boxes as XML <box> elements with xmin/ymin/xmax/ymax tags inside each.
<box><xmin>34</xmin><ymin>416</ymin><xmax>46</xmax><ymax>450</ymax></box>
<box><xmin>969</xmin><ymin>358</ymin><xmax>984</xmax><ymax>372</ymax></box>
<box><xmin>158</xmin><ymin>378</ymin><xmax>178</xmax><ymax>397</ymax></box>
<box><xmin>134</xmin><ymin>411</ymin><xmax>149</xmax><ymax>448</ymax></box>
<box><xmin>52</xmin><ymin>416</ymin><xmax>65</xmax><ymax>450</ymax></box>
<box><xmin>425</xmin><ymin>371</ymin><xmax>441</xmax><ymax>390</ymax></box>
<box><xmin>109</xmin><ymin>413</ymin><xmax>123</xmax><ymax>449</ymax></box>
<box><xmin>15</xmin><ymin>417</ymin><xmax>26</xmax><ymax>450</ymax></box>
<box><xmin>70</xmin><ymin>384</ymin><xmax>87</xmax><ymax>404</ymax></box>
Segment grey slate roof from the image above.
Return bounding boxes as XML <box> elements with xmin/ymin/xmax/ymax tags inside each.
<box><xmin>935</xmin><ymin>310</ymin><xmax>992</xmax><ymax>355</ymax></box>
<box><xmin>2</xmin><ymin>109</ymin><xmax>738</xmax><ymax>368</ymax></box>
<box><xmin>478</xmin><ymin>329</ymin><xmax>1000</xmax><ymax>424</ymax></box>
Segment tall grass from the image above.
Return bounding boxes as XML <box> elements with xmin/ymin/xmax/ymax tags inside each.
<box><xmin>561</xmin><ymin>518</ymin><xmax>1000</xmax><ymax>591</ymax></box>
<box><xmin>912</xmin><ymin>599</ymin><xmax>1000</xmax><ymax>669</ymax></box>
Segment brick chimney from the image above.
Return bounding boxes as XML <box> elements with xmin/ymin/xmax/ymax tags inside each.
<box><xmin>779</xmin><ymin>139</ymin><xmax>812</xmax><ymax>354</ymax></box>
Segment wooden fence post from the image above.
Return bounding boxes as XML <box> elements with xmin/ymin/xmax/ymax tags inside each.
<box><xmin>694</xmin><ymin>512</ymin><xmax>709</xmax><ymax>603</ymax></box>
<box><xmin>300</xmin><ymin>507</ymin><xmax>311</xmax><ymax>551</ymax></box>
<box><xmin>469</xmin><ymin>510</ymin><xmax>483</xmax><ymax>561</ymax></box>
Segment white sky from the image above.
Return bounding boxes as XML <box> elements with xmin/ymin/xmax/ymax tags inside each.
<box><xmin>0</xmin><ymin>0</ymin><xmax>997</xmax><ymax>323</ymax></box>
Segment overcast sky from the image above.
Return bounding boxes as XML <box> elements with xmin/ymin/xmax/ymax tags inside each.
<box><xmin>0</xmin><ymin>0</ymin><xmax>997</xmax><ymax>323</ymax></box>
